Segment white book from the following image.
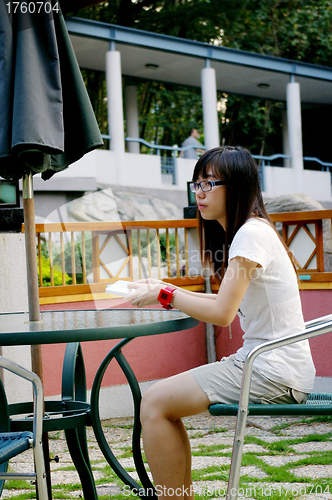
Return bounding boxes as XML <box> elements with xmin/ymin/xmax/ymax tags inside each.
<box><xmin>106</xmin><ymin>281</ymin><xmax>131</xmax><ymax>297</ymax></box>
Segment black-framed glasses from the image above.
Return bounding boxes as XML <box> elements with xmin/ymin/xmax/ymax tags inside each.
<box><xmin>189</xmin><ymin>180</ymin><xmax>226</xmax><ymax>193</ymax></box>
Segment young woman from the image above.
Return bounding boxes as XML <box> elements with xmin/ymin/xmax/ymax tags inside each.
<box><xmin>126</xmin><ymin>146</ymin><xmax>315</xmax><ymax>500</ymax></box>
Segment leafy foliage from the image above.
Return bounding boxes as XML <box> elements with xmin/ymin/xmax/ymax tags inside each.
<box><xmin>137</xmin><ymin>81</ymin><xmax>205</xmax><ymax>151</ymax></box>
<box><xmin>81</xmin><ymin>70</ymin><xmax>108</xmax><ymax>140</ymax></box>
<box><xmin>70</xmin><ymin>0</ymin><xmax>244</xmax><ymax>42</ymax></box>
<box><xmin>38</xmin><ymin>253</ymin><xmax>72</xmax><ymax>287</ymax></box>
<box><xmin>218</xmin><ymin>0</ymin><xmax>332</xmax><ymax>154</ymax></box>
<box><xmin>221</xmin><ymin>0</ymin><xmax>332</xmax><ymax>64</ymax></box>
<box><xmin>39</xmin><ymin>236</ymin><xmax>93</xmax><ymax>285</ymax></box>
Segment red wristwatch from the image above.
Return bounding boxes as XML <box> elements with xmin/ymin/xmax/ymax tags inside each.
<box><xmin>158</xmin><ymin>286</ymin><xmax>176</xmax><ymax>310</ymax></box>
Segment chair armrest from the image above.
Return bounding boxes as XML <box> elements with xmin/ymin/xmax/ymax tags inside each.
<box><xmin>238</xmin><ymin>314</ymin><xmax>332</xmax><ymax>417</ymax></box>
<box><xmin>0</xmin><ymin>357</ymin><xmax>44</xmax><ymax>447</ymax></box>
<box><xmin>305</xmin><ymin>313</ymin><xmax>332</xmax><ymax>329</ymax></box>
<box><xmin>224</xmin><ymin>314</ymin><xmax>332</xmax><ymax>499</ymax></box>
<box><xmin>245</xmin><ymin>315</ymin><xmax>332</xmax><ymax>383</ymax></box>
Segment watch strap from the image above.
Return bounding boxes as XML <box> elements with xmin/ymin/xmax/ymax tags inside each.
<box><xmin>158</xmin><ymin>286</ymin><xmax>176</xmax><ymax>310</ymax></box>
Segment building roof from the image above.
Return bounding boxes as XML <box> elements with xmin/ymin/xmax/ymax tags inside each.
<box><xmin>66</xmin><ymin>16</ymin><xmax>332</xmax><ymax>104</ymax></box>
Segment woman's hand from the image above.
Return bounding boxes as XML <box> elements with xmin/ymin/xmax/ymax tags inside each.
<box><xmin>127</xmin><ymin>279</ymin><xmax>165</xmax><ymax>308</ymax></box>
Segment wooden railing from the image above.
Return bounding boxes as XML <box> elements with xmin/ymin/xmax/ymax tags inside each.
<box><xmin>22</xmin><ymin>210</ymin><xmax>332</xmax><ymax>304</ymax></box>
<box><xmin>271</xmin><ymin>210</ymin><xmax>331</xmax><ymax>283</ymax></box>
<box><xmin>29</xmin><ymin>220</ymin><xmax>203</xmax><ymax>303</ymax></box>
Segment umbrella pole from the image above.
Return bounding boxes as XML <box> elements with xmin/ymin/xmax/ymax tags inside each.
<box><xmin>23</xmin><ymin>173</ymin><xmax>53</xmax><ymax>499</ymax></box>
<box><xmin>23</xmin><ymin>172</ymin><xmax>41</xmax><ymax>323</ymax></box>
<box><xmin>22</xmin><ymin>173</ymin><xmax>43</xmax><ymax>376</ymax></box>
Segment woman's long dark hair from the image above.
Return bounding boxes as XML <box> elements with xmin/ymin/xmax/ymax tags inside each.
<box><xmin>192</xmin><ymin>146</ymin><xmax>273</xmax><ymax>282</ymax></box>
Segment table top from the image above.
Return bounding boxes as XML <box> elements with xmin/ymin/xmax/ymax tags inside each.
<box><xmin>0</xmin><ymin>309</ymin><xmax>198</xmax><ymax>346</ymax></box>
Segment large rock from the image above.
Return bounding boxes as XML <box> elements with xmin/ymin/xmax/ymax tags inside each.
<box><xmin>66</xmin><ymin>189</ymin><xmax>182</xmax><ymax>222</ymax></box>
<box><xmin>264</xmin><ymin>193</ymin><xmax>324</xmax><ymax>213</ymax></box>
<box><xmin>265</xmin><ymin>193</ymin><xmax>332</xmax><ymax>272</ymax></box>
<box><xmin>114</xmin><ymin>192</ymin><xmax>181</xmax><ymax>221</ymax></box>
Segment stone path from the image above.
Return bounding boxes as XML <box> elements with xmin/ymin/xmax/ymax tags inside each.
<box><xmin>2</xmin><ymin>412</ymin><xmax>332</xmax><ymax>499</ymax></box>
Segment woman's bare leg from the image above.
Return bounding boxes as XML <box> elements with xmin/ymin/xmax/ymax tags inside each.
<box><xmin>140</xmin><ymin>371</ymin><xmax>211</xmax><ymax>500</ymax></box>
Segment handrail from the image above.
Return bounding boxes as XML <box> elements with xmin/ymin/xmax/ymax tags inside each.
<box><xmin>270</xmin><ymin>209</ymin><xmax>332</xmax><ymax>222</ymax></box>
<box><xmin>126</xmin><ymin>137</ymin><xmax>205</xmax><ymax>154</ymax></box>
<box><xmin>126</xmin><ymin>139</ymin><xmax>289</xmax><ymax>160</ymax></box>
<box><xmin>253</xmin><ymin>153</ymin><xmax>290</xmax><ymax>161</ymax></box>
<box><xmin>102</xmin><ymin>135</ymin><xmax>204</xmax><ymax>154</ymax></box>
<box><xmin>303</xmin><ymin>156</ymin><xmax>332</xmax><ymax>168</ymax></box>
<box><xmin>32</xmin><ymin>212</ymin><xmax>332</xmax><ymax>234</ymax></box>
<box><xmin>28</xmin><ymin>219</ymin><xmax>198</xmax><ymax>233</ymax></box>
<box><xmin>103</xmin><ymin>134</ymin><xmax>332</xmax><ymax>170</ymax></box>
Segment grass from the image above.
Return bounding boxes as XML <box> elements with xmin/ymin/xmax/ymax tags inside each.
<box><xmin>2</xmin><ymin>415</ymin><xmax>332</xmax><ymax>499</ymax></box>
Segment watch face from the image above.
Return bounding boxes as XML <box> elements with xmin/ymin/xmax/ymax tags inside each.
<box><xmin>161</xmin><ymin>292</ymin><xmax>168</xmax><ymax>300</ymax></box>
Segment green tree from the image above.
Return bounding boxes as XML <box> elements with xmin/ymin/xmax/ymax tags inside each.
<box><xmin>221</xmin><ymin>0</ymin><xmax>332</xmax><ymax>64</ymax></box>
<box><xmin>70</xmin><ymin>0</ymin><xmax>244</xmax><ymax>42</ymax></box>
<box><xmin>136</xmin><ymin>80</ymin><xmax>205</xmax><ymax>151</ymax></box>
<box><xmin>218</xmin><ymin>0</ymin><xmax>332</xmax><ymax>155</ymax></box>
<box><xmin>81</xmin><ymin>69</ymin><xmax>108</xmax><ymax>139</ymax></box>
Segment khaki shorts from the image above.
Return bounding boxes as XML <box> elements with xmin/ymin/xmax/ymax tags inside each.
<box><xmin>190</xmin><ymin>354</ymin><xmax>308</xmax><ymax>405</ymax></box>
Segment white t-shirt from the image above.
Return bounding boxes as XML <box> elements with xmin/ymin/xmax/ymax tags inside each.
<box><xmin>229</xmin><ymin>218</ymin><xmax>316</xmax><ymax>393</ymax></box>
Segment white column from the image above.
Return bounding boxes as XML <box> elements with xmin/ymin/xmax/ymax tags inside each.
<box><xmin>124</xmin><ymin>86</ymin><xmax>140</xmax><ymax>154</ymax></box>
<box><xmin>282</xmin><ymin>109</ymin><xmax>291</xmax><ymax>168</ymax></box>
<box><xmin>286</xmin><ymin>80</ymin><xmax>303</xmax><ymax>192</ymax></box>
<box><xmin>105</xmin><ymin>50</ymin><xmax>125</xmax><ymax>155</ymax></box>
<box><xmin>201</xmin><ymin>63</ymin><xmax>220</xmax><ymax>150</ymax></box>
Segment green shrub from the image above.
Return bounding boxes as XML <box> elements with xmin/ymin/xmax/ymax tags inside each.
<box><xmin>38</xmin><ymin>254</ymin><xmax>72</xmax><ymax>287</ymax></box>
<box><xmin>39</xmin><ymin>235</ymin><xmax>93</xmax><ymax>285</ymax></box>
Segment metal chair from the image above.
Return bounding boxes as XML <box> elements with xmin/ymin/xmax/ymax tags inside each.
<box><xmin>208</xmin><ymin>314</ymin><xmax>332</xmax><ymax>500</ymax></box>
<box><xmin>0</xmin><ymin>355</ymin><xmax>48</xmax><ymax>499</ymax></box>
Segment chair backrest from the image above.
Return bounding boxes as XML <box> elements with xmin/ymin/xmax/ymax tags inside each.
<box><xmin>0</xmin><ymin>356</ymin><xmax>48</xmax><ymax>500</ymax></box>
<box><xmin>0</xmin><ymin>380</ymin><xmax>9</xmax><ymax>432</ymax></box>
<box><xmin>0</xmin><ymin>377</ymin><xmax>10</xmax><ymax>495</ymax></box>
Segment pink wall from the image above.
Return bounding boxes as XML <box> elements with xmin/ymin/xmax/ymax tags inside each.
<box><xmin>41</xmin><ymin>288</ymin><xmax>331</xmax><ymax>397</ymax></box>
<box><xmin>41</xmin><ymin>300</ymin><xmax>207</xmax><ymax>398</ymax></box>
<box><xmin>301</xmin><ymin>289</ymin><xmax>332</xmax><ymax>377</ymax></box>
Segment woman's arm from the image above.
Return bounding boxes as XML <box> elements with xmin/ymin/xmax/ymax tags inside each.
<box><xmin>131</xmin><ymin>278</ymin><xmax>217</xmax><ymax>300</ymax></box>
<box><xmin>173</xmin><ymin>286</ymin><xmax>217</xmax><ymax>300</ymax></box>
<box><xmin>127</xmin><ymin>257</ymin><xmax>258</xmax><ymax>327</ymax></box>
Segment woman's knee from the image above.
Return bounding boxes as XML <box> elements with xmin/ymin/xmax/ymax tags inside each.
<box><xmin>140</xmin><ymin>382</ymin><xmax>169</xmax><ymax>425</ymax></box>
<box><xmin>141</xmin><ymin>376</ymin><xmax>187</xmax><ymax>426</ymax></box>
<box><xmin>140</xmin><ymin>371</ymin><xmax>210</xmax><ymax>427</ymax></box>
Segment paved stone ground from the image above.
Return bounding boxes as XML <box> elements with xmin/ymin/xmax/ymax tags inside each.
<box><xmin>2</xmin><ymin>412</ymin><xmax>332</xmax><ymax>499</ymax></box>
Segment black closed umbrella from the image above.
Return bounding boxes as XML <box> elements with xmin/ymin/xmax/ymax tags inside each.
<box><xmin>0</xmin><ymin>1</ymin><xmax>103</xmax><ymax>372</ymax></box>
<box><xmin>0</xmin><ymin>1</ymin><xmax>103</xmax><ymax>180</ymax></box>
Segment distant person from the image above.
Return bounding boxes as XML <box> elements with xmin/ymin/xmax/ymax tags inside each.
<box><xmin>180</xmin><ymin>128</ymin><xmax>204</xmax><ymax>159</ymax></box>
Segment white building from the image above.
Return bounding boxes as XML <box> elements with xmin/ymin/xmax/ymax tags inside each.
<box><xmin>28</xmin><ymin>16</ymin><xmax>332</xmax><ymax>218</ymax></box>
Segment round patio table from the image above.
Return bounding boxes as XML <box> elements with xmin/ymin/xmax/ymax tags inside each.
<box><xmin>0</xmin><ymin>309</ymin><xmax>198</xmax><ymax>499</ymax></box>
